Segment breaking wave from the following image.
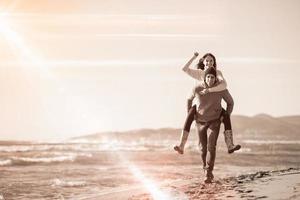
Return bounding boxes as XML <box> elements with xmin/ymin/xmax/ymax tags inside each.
<box><xmin>0</xmin><ymin>152</ymin><xmax>92</xmax><ymax>166</ymax></box>
<box><xmin>0</xmin><ymin>159</ymin><xmax>12</xmax><ymax>166</ymax></box>
<box><xmin>242</xmin><ymin>140</ymin><xmax>300</xmax><ymax>145</ymax></box>
<box><xmin>51</xmin><ymin>178</ymin><xmax>87</xmax><ymax>187</ymax></box>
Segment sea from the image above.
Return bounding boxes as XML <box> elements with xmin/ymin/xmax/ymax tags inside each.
<box><xmin>0</xmin><ymin>137</ymin><xmax>299</xmax><ymax>199</ymax></box>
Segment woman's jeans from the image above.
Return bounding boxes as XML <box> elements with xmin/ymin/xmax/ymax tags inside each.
<box><xmin>183</xmin><ymin>106</ymin><xmax>231</xmax><ymax>132</ymax></box>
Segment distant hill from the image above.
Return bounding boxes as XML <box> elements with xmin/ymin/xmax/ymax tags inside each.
<box><xmin>0</xmin><ymin>140</ymin><xmax>34</xmax><ymax>145</ymax></box>
<box><xmin>278</xmin><ymin>115</ymin><xmax>300</xmax><ymax>127</ymax></box>
<box><xmin>70</xmin><ymin>115</ymin><xmax>300</xmax><ymax>142</ymax></box>
<box><xmin>231</xmin><ymin>114</ymin><xmax>300</xmax><ymax>139</ymax></box>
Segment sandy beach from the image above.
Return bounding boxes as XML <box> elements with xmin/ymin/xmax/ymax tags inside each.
<box><xmin>128</xmin><ymin>168</ymin><xmax>300</xmax><ymax>200</ymax></box>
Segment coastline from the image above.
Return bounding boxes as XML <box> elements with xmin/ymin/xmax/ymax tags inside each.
<box><xmin>128</xmin><ymin>168</ymin><xmax>300</xmax><ymax>200</ymax></box>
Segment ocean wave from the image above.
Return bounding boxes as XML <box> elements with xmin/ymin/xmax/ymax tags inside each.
<box><xmin>0</xmin><ymin>159</ymin><xmax>12</xmax><ymax>166</ymax></box>
<box><xmin>96</xmin><ymin>140</ymin><xmax>180</xmax><ymax>151</ymax></box>
<box><xmin>2</xmin><ymin>152</ymin><xmax>92</xmax><ymax>166</ymax></box>
<box><xmin>0</xmin><ymin>143</ymin><xmax>108</xmax><ymax>153</ymax></box>
<box><xmin>0</xmin><ymin>145</ymin><xmax>43</xmax><ymax>152</ymax></box>
<box><xmin>51</xmin><ymin>178</ymin><xmax>87</xmax><ymax>187</ymax></box>
<box><xmin>39</xmin><ymin>151</ymin><xmax>93</xmax><ymax>158</ymax></box>
<box><xmin>0</xmin><ymin>143</ymin><xmax>163</xmax><ymax>153</ymax></box>
<box><xmin>12</xmin><ymin>155</ymin><xmax>77</xmax><ymax>163</ymax></box>
<box><xmin>2</xmin><ymin>139</ymin><xmax>298</xmax><ymax>154</ymax></box>
<box><xmin>243</xmin><ymin>140</ymin><xmax>300</xmax><ymax>145</ymax></box>
<box><xmin>0</xmin><ymin>139</ymin><xmax>181</xmax><ymax>153</ymax></box>
<box><xmin>0</xmin><ymin>144</ymin><xmax>95</xmax><ymax>153</ymax></box>
<box><xmin>0</xmin><ymin>145</ymin><xmax>61</xmax><ymax>152</ymax></box>
<box><xmin>234</xmin><ymin>148</ymin><xmax>252</xmax><ymax>153</ymax></box>
<box><xmin>67</xmin><ymin>138</ymin><xmax>100</xmax><ymax>144</ymax></box>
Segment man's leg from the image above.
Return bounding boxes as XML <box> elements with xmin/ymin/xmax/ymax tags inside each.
<box><xmin>221</xmin><ymin>109</ymin><xmax>241</xmax><ymax>154</ymax></box>
<box><xmin>174</xmin><ymin>105</ymin><xmax>196</xmax><ymax>154</ymax></box>
<box><xmin>205</xmin><ymin>120</ymin><xmax>221</xmax><ymax>183</ymax></box>
<box><xmin>196</xmin><ymin>122</ymin><xmax>209</xmax><ymax>169</ymax></box>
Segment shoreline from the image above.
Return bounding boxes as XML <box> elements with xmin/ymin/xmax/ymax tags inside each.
<box><xmin>128</xmin><ymin>167</ymin><xmax>300</xmax><ymax>200</ymax></box>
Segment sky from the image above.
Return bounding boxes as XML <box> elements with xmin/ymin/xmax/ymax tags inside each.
<box><xmin>0</xmin><ymin>0</ymin><xmax>299</xmax><ymax>141</ymax></box>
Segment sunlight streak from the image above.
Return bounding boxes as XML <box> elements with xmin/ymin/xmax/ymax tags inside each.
<box><xmin>0</xmin><ymin>15</ymin><xmax>40</xmax><ymax>62</ymax></box>
<box><xmin>115</xmin><ymin>151</ymin><xmax>173</xmax><ymax>200</ymax></box>
<box><xmin>0</xmin><ymin>12</ymin><xmax>105</xmax><ymax>135</ymax></box>
<box><xmin>127</xmin><ymin>164</ymin><xmax>172</xmax><ymax>200</ymax></box>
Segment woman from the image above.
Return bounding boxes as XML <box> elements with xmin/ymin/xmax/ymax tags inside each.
<box><xmin>174</xmin><ymin>52</ymin><xmax>241</xmax><ymax>154</ymax></box>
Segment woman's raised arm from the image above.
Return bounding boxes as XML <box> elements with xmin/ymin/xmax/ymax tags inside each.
<box><xmin>182</xmin><ymin>52</ymin><xmax>204</xmax><ymax>81</ymax></box>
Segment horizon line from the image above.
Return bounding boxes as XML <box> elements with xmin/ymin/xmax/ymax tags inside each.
<box><xmin>0</xmin><ymin>113</ymin><xmax>299</xmax><ymax>143</ymax></box>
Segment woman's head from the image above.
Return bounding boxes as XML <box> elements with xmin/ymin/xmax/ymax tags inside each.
<box><xmin>196</xmin><ymin>53</ymin><xmax>217</xmax><ymax>70</ymax></box>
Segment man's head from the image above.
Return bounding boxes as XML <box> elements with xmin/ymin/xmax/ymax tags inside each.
<box><xmin>204</xmin><ymin>67</ymin><xmax>217</xmax><ymax>87</ymax></box>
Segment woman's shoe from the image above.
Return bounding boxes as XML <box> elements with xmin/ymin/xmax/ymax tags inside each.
<box><xmin>228</xmin><ymin>144</ymin><xmax>241</xmax><ymax>154</ymax></box>
<box><xmin>224</xmin><ymin>130</ymin><xmax>241</xmax><ymax>154</ymax></box>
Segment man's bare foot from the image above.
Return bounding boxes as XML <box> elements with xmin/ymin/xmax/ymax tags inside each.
<box><xmin>174</xmin><ymin>146</ymin><xmax>184</xmax><ymax>154</ymax></box>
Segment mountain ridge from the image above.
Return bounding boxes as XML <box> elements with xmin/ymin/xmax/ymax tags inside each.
<box><xmin>70</xmin><ymin>115</ymin><xmax>300</xmax><ymax>141</ymax></box>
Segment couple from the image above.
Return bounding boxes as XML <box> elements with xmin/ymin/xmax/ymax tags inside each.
<box><xmin>174</xmin><ymin>52</ymin><xmax>241</xmax><ymax>183</ymax></box>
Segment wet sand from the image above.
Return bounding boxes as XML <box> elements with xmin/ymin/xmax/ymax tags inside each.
<box><xmin>129</xmin><ymin>168</ymin><xmax>300</xmax><ymax>200</ymax></box>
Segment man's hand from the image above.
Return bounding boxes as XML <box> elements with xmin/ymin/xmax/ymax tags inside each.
<box><xmin>200</xmin><ymin>88</ymin><xmax>209</xmax><ymax>95</ymax></box>
<box><xmin>220</xmin><ymin>116</ymin><xmax>224</xmax><ymax>122</ymax></box>
<box><xmin>194</xmin><ymin>52</ymin><xmax>199</xmax><ymax>57</ymax></box>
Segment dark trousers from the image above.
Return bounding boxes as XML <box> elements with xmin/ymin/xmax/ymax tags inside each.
<box><xmin>183</xmin><ymin>105</ymin><xmax>231</xmax><ymax>132</ymax></box>
<box><xmin>197</xmin><ymin>120</ymin><xmax>221</xmax><ymax>171</ymax></box>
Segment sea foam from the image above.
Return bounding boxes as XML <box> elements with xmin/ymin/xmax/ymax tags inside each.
<box><xmin>0</xmin><ymin>159</ymin><xmax>12</xmax><ymax>166</ymax></box>
<box><xmin>51</xmin><ymin>178</ymin><xmax>87</xmax><ymax>187</ymax></box>
<box><xmin>243</xmin><ymin>140</ymin><xmax>300</xmax><ymax>145</ymax></box>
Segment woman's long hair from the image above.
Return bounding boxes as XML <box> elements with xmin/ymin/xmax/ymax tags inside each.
<box><xmin>196</xmin><ymin>53</ymin><xmax>217</xmax><ymax>70</ymax></box>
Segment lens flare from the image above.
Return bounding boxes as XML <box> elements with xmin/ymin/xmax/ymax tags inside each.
<box><xmin>0</xmin><ymin>12</ymin><xmax>104</xmax><ymax>136</ymax></box>
<box><xmin>127</xmin><ymin>164</ymin><xmax>172</xmax><ymax>200</ymax></box>
<box><xmin>0</xmin><ymin>14</ymin><xmax>41</xmax><ymax>63</ymax></box>
<box><xmin>116</xmin><ymin>151</ymin><xmax>173</xmax><ymax>200</ymax></box>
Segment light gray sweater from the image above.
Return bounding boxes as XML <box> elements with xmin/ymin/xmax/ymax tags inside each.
<box><xmin>188</xmin><ymin>84</ymin><xmax>234</xmax><ymax>123</ymax></box>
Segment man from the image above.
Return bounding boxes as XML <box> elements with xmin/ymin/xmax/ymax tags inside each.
<box><xmin>189</xmin><ymin>67</ymin><xmax>234</xmax><ymax>183</ymax></box>
<box><xmin>174</xmin><ymin>52</ymin><xmax>240</xmax><ymax>155</ymax></box>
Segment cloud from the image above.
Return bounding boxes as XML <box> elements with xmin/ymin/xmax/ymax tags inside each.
<box><xmin>0</xmin><ymin>59</ymin><xmax>183</xmax><ymax>68</ymax></box>
<box><xmin>2</xmin><ymin>57</ymin><xmax>300</xmax><ymax>69</ymax></box>
<box><xmin>219</xmin><ymin>57</ymin><xmax>300</xmax><ymax>65</ymax></box>
<box><xmin>28</xmin><ymin>33</ymin><xmax>221</xmax><ymax>39</ymax></box>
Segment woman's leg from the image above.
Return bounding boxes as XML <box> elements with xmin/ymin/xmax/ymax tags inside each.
<box><xmin>221</xmin><ymin>108</ymin><xmax>231</xmax><ymax>130</ymax></box>
<box><xmin>221</xmin><ymin>109</ymin><xmax>241</xmax><ymax>153</ymax></box>
<box><xmin>183</xmin><ymin>105</ymin><xmax>197</xmax><ymax>132</ymax></box>
<box><xmin>174</xmin><ymin>105</ymin><xmax>196</xmax><ymax>154</ymax></box>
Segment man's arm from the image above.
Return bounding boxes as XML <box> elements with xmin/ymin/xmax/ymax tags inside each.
<box><xmin>182</xmin><ymin>53</ymin><xmax>204</xmax><ymax>81</ymax></box>
<box><xmin>222</xmin><ymin>90</ymin><xmax>234</xmax><ymax>115</ymax></box>
<box><xmin>208</xmin><ymin>70</ymin><xmax>227</xmax><ymax>93</ymax></box>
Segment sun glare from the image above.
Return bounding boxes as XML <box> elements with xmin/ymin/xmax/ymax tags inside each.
<box><xmin>128</xmin><ymin>164</ymin><xmax>172</xmax><ymax>200</ymax></box>
<box><xmin>0</xmin><ymin>14</ymin><xmax>44</xmax><ymax>67</ymax></box>
<box><xmin>0</xmin><ymin>10</ymin><xmax>116</xmax><ymax>140</ymax></box>
<box><xmin>116</xmin><ymin>151</ymin><xmax>173</xmax><ymax>200</ymax></box>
